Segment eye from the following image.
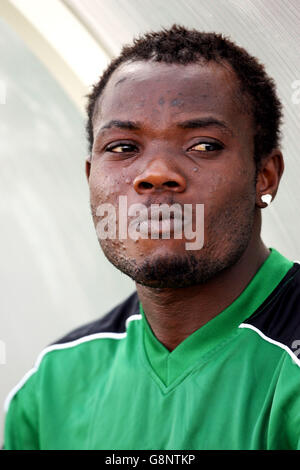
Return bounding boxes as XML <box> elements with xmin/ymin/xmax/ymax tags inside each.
<box><xmin>105</xmin><ymin>143</ymin><xmax>138</xmax><ymax>153</ymax></box>
<box><xmin>188</xmin><ymin>141</ymin><xmax>223</xmax><ymax>152</ymax></box>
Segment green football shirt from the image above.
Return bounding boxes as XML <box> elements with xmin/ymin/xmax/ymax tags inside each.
<box><xmin>3</xmin><ymin>248</ymin><xmax>300</xmax><ymax>450</ymax></box>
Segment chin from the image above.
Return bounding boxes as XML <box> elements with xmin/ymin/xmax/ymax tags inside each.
<box><xmin>103</xmin><ymin>248</ymin><xmax>225</xmax><ymax>289</ymax></box>
<box><xmin>100</xmin><ymin>222</ymin><xmax>252</xmax><ymax>289</ymax></box>
<box><xmin>126</xmin><ymin>236</ymin><xmax>192</xmax><ymax>256</ymax></box>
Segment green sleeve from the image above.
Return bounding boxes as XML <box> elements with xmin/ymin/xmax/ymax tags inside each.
<box><xmin>4</xmin><ymin>372</ymin><xmax>40</xmax><ymax>450</ymax></box>
<box><xmin>268</xmin><ymin>355</ymin><xmax>300</xmax><ymax>449</ymax></box>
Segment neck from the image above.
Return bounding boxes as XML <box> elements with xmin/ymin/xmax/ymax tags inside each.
<box><xmin>136</xmin><ymin>232</ymin><xmax>269</xmax><ymax>352</ymax></box>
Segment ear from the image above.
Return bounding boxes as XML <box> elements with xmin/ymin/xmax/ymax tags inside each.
<box><xmin>255</xmin><ymin>149</ymin><xmax>284</xmax><ymax>208</ymax></box>
<box><xmin>85</xmin><ymin>155</ymin><xmax>91</xmax><ymax>182</ymax></box>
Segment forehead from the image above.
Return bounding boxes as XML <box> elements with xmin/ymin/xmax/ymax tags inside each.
<box><xmin>93</xmin><ymin>60</ymin><xmax>252</xmax><ymax>132</ymax></box>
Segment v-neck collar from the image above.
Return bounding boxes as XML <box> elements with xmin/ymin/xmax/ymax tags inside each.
<box><xmin>139</xmin><ymin>248</ymin><xmax>293</xmax><ymax>388</ymax></box>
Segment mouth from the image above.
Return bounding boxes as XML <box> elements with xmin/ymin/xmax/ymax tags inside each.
<box><xmin>130</xmin><ymin>205</ymin><xmax>192</xmax><ymax>238</ymax></box>
<box><xmin>138</xmin><ymin>218</ymin><xmax>183</xmax><ymax>237</ymax></box>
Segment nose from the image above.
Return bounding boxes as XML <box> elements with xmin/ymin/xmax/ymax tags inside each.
<box><xmin>133</xmin><ymin>159</ymin><xmax>187</xmax><ymax>194</ymax></box>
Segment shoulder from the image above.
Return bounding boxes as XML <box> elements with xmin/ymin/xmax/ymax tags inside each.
<box><xmin>51</xmin><ymin>290</ymin><xmax>140</xmax><ymax>345</ymax></box>
<box><xmin>4</xmin><ymin>291</ymin><xmax>140</xmax><ymax>414</ymax></box>
<box><xmin>240</xmin><ymin>262</ymin><xmax>300</xmax><ymax>367</ymax></box>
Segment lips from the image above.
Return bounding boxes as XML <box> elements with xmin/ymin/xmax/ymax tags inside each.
<box><xmin>139</xmin><ymin>218</ymin><xmax>182</xmax><ymax>236</ymax></box>
<box><xmin>130</xmin><ymin>205</ymin><xmax>192</xmax><ymax>237</ymax></box>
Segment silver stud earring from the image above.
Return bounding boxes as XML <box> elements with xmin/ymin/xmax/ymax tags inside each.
<box><xmin>261</xmin><ymin>194</ymin><xmax>272</xmax><ymax>206</ymax></box>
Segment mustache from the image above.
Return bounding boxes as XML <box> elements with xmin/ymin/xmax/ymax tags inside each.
<box><xmin>144</xmin><ymin>194</ymin><xmax>176</xmax><ymax>207</ymax></box>
<box><xmin>136</xmin><ymin>195</ymin><xmax>182</xmax><ymax>222</ymax></box>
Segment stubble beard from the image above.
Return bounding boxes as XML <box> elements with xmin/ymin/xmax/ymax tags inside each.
<box><xmin>95</xmin><ymin>195</ymin><xmax>256</xmax><ymax>289</ymax></box>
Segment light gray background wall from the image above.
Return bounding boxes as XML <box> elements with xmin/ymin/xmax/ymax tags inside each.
<box><xmin>0</xmin><ymin>17</ymin><xmax>135</xmax><ymax>442</ymax></box>
<box><xmin>1</xmin><ymin>0</ymin><xmax>300</xmax><ymax>444</ymax></box>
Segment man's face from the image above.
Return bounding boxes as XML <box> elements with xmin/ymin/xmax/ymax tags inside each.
<box><xmin>88</xmin><ymin>60</ymin><xmax>257</xmax><ymax>288</ymax></box>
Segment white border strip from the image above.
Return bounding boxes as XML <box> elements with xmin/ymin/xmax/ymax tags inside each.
<box><xmin>239</xmin><ymin>323</ymin><xmax>300</xmax><ymax>368</ymax></box>
<box><xmin>0</xmin><ymin>0</ymin><xmax>110</xmax><ymax>112</ymax></box>
<box><xmin>9</xmin><ymin>0</ymin><xmax>110</xmax><ymax>86</ymax></box>
<box><xmin>3</xmin><ymin>314</ymin><xmax>142</xmax><ymax>414</ymax></box>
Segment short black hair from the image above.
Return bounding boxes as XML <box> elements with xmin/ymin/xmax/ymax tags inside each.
<box><xmin>86</xmin><ymin>24</ymin><xmax>282</xmax><ymax>168</ymax></box>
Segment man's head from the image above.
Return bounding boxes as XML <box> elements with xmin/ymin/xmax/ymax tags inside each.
<box><xmin>85</xmin><ymin>25</ymin><xmax>284</xmax><ymax>288</ymax></box>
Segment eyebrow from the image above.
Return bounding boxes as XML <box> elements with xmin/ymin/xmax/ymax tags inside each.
<box><xmin>96</xmin><ymin>117</ymin><xmax>233</xmax><ymax>138</ymax></box>
<box><xmin>177</xmin><ymin>117</ymin><xmax>233</xmax><ymax>135</ymax></box>
<box><xmin>100</xmin><ymin>120</ymin><xmax>141</xmax><ymax>131</ymax></box>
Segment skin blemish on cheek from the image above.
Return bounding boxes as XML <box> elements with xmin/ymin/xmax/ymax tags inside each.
<box><xmin>171</xmin><ymin>98</ymin><xmax>184</xmax><ymax>107</ymax></box>
<box><xmin>158</xmin><ymin>97</ymin><xmax>165</xmax><ymax>106</ymax></box>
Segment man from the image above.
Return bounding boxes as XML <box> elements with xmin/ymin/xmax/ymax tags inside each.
<box><xmin>4</xmin><ymin>25</ymin><xmax>300</xmax><ymax>450</ymax></box>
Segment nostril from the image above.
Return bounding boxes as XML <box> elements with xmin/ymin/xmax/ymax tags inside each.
<box><xmin>163</xmin><ymin>181</ymin><xmax>179</xmax><ymax>188</ymax></box>
<box><xmin>134</xmin><ymin>173</ymin><xmax>186</xmax><ymax>194</ymax></box>
<box><xmin>139</xmin><ymin>181</ymin><xmax>153</xmax><ymax>190</ymax></box>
